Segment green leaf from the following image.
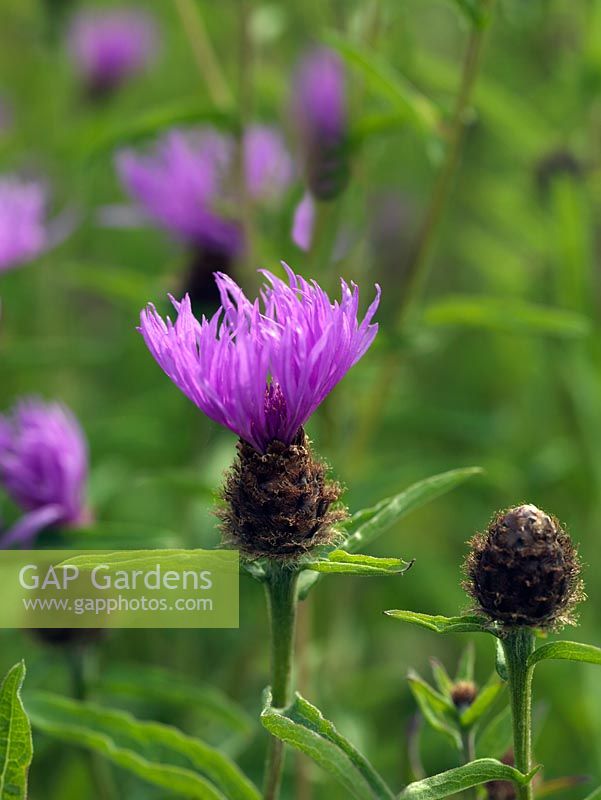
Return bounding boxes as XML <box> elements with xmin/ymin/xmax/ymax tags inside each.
<box><xmin>583</xmin><ymin>786</ymin><xmax>601</xmax><ymax>800</ymax></box>
<box><xmin>424</xmin><ymin>296</ymin><xmax>591</xmax><ymax>339</ymax></box>
<box><xmin>384</xmin><ymin>610</ymin><xmax>494</xmax><ymax>636</ymax></box>
<box><xmin>495</xmin><ymin>639</ymin><xmax>509</xmax><ymax>681</ymax></box>
<box><xmin>324</xmin><ymin>32</ymin><xmax>441</xmax><ymax>135</ymax></box>
<box><xmin>407</xmin><ymin>673</ymin><xmax>460</xmax><ymax>750</ymax></box>
<box><xmin>475</xmin><ymin>707</ymin><xmax>512</xmax><ymax>760</ymax></box>
<box><xmin>528</xmin><ymin>641</ymin><xmax>601</xmax><ymax>670</ymax></box>
<box><xmin>98</xmin><ymin>664</ymin><xmax>252</xmax><ymax>735</ymax></box>
<box><xmin>342</xmin><ymin>467</ymin><xmax>483</xmax><ymax>553</ymax></box>
<box><xmin>58</xmin><ymin>549</ymin><xmax>236</xmax><ymax>575</ymax></box>
<box><xmin>302</xmin><ymin>550</ymin><xmax>413</xmax><ymax>576</ymax></box>
<box><xmin>429</xmin><ymin>659</ymin><xmax>454</xmax><ymax>698</ymax></box>
<box><xmin>455</xmin><ymin>643</ymin><xmax>476</xmax><ymax>682</ymax></box>
<box><xmin>26</xmin><ymin>692</ymin><xmax>259</xmax><ymax>800</ymax></box>
<box><xmin>460</xmin><ymin>673</ymin><xmax>504</xmax><ymax>727</ymax></box>
<box><xmin>0</xmin><ymin>662</ymin><xmax>32</xmax><ymax>800</ymax></box>
<box><xmin>260</xmin><ymin>691</ymin><xmax>395</xmax><ymax>800</ymax></box>
<box><xmin>398</xmin><ymin>759</ymin><xmax>537</xmax><ymax>799</ymax></box>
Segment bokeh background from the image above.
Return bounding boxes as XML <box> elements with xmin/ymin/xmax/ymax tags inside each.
<box><xmin>1</xmin><ymin>0</ymin><xmax>601</xmax><ymax>797</ymax></box>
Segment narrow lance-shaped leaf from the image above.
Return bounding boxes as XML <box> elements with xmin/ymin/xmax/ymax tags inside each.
<box><xmin>460</xmin><ymin>673</ymin><xmax>504</xmax><ymax>727</ymax></box>
<box><xmin>0</xmin><ymin>662</ymin><xmax>32</xmax><ymax>800</ymax></box>
<box><xmin>475</xmin><ymin>707</ymin><xmax>512</xmax><ymax>760</ymax></box>
<box><xmin>302</xmin><ymin>550</ymin><xmax>413</xmax><ymax>576</ymax></box>
<box><xmin>455</xmin><ymin>643</ymin><xmax>476</xmax><ymax>682</ymax></box>
<box><xmin>342</xmin><ymin>467</ymin><xmax>483</xmax><ymax>553</ymax></box>
<box><xmin>385</xmin><ymin>610</ymin><xmax>495</xmax><ymax>636</ymax></box>
<box><xmin>528</xmin><ymin>641</ymin><xmax>601</xmax><ymax>670</ymax></box>
<box><xmin>399</xmin><ymin>759</ymin><xmax>539</xmax><ymax>800</ymax></box>
<box><xmin>97</xmin><ymin>663</ymin><xmax>253</xmax><ymax>735</ymax></box>
<box><xmin>429</xmin><ymin>659</ymin><xmax>454</xmax><ymax>698</ymax></box>
<box><xmin>261</xmin><ymin>691</ymin><xmax>395</xmax><ymax>800</ymax></box>
<box><xmin>407</xmin><ymin>673</ymin><xmax>461</xmax><ymax>750</ymax></box>
<box><xmin>26</xmin><ymin>692</ymin><xmax>259</xmax><ymax>800</ymax></box>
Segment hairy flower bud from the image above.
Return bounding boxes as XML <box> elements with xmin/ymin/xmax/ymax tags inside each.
<box><xmin>218</xmin><ymin>428</ymin><xmax>344</xmax><ymax>559</ymax></box>
<box><xmin>451</xmin><ymin>680</ymin><xmax>478</xmax><ymax>709</ymax></box>
<box><xmin>464</xmin><ymin>504</ymin><xmax>583</xmax><ymax>629</ymax></box>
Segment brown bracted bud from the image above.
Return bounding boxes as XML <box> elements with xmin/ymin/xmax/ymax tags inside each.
<box><xmin>218</xmin><ymin>428</ymin><xmax>345</xmax><ymax>560</ymax></box>
<box><xmin>451</xmin><ymin>680</ymin><xmax>478</xmax><ymax>709</ymax></box>
<box><xmin>464</xmin><ymin>504</ymin><xmax>584</xmax><ymax>629</ymax></box>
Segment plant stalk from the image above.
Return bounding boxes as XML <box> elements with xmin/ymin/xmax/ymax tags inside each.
<box><xmin>263</xmin><ymin>563</ymin><xmax>300</xmax><ymax>800</ymax></box>
<box><xmin>502</xmin><ymin>629</ymin><xmax>536</xmax><ymax>800</ymax></box>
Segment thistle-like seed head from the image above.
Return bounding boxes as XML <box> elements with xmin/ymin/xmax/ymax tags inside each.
<box><xmin>217</xmin><ymin>428</ymin><xmax>345</xmax><ymax>560</ymax></box>
<box><xmin>451</xmin><ymin>680</ymin><xmax>478</xmax><ymax>709</ymax></box>
<box><xmin>464</xmin><ymin>504</ymin><xmax>584</xmax><ymax>630</ymax></box>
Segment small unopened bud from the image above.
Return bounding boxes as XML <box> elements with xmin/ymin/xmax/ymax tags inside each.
<box><xmin>464</xmin><ymin>504</ymin><xmax>583</xmax><ymax>629</ymax></box>
<box><xmin>451</xmin><ymin>680</ymin><xmax>478</xmax><ymax>709</ymax></box>
<box><xmin>218</xmin><ymin>428</ymin><xmax>344</xmax><ymax>560</ymax></box>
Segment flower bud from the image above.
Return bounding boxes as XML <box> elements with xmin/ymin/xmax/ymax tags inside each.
<box><xmin>293</xmin><ymin>48</ymin><xmax>350</xmax><ymax>201</ymax></box>
<box><xmin>451</xmin><ymin>680</ymin><xmax>477</xmax><ymax>709</ymax></box>
<box><xmin>464</xmin><ymin>504</ymin><xmax>583</xmax><ymax>629</ymax></box>
<box><xmin>218</xmin><ymin>428</ymin><xmax>344</xmax><ymax>560</ymax></box>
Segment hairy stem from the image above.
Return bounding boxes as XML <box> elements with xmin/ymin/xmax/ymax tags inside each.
<box><xmin>263</xmin><ymin>563</ymin><xmax>299</xmax><ymax>800</ymax></box>
<box><xmin>502</xmin><ymin>629</ymin><xmax>536</xmax><ymax>800</ymax></box>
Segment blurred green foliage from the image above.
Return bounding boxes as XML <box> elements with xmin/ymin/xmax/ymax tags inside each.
<box><xmin>2</xmin><ymin>0</ymin><xmax>601</xmax><ymax>797</ymax></box>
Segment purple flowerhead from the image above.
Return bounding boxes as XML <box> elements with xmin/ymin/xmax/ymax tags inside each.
<box><xmin>0</xmin><ymin>400</ymin><xmax>90</xmax><ymax>548</ymax></box>
<box><xmin>68</xmin><ymin>8</ymin><xmax>157</xmax><ymax>96</ymax></box>
<box><xmin>243</xmin><ymin>125</ymin><xmax>294</xmax><ymax>203</ymax></box>
<box><xmin>293</xmin><ymin>47</ymin><xmax>350</xmax><ymax>200</ymax></box>
<box><xmin>116</xmin><ymin>128</ymin><xmax>242</xmax><ymax>257</ymax></box>
<box><xmin>139</xmin><ymin>265</ymin><xmax>380</xmax><ymax>453</ymax></box>
<box><xmin>0</xmin><ymin>178</ymin><xmax>49</xmax><ymax>273</ymax></box>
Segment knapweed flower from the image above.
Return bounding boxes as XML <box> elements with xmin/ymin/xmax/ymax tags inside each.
<box><xmin>293</xmin><ymin>47</ymin><xmax>350</xmax><ymax>200</ymax></box>
<box><xmin>0</xmin><ymin>178</ymin><xmax>49</xmax><ymax>273</ymax></box>
<box><xmin>0</xmin><ymin>400</ymin><xmax>90</xmax><ymax>548</ymax></box>
<box><xmin>68</xmin><ymin>8</ymin><xmax>157</xmax><ymax>97</ymax></box>
<box><xmin>139</xmin><ymin>265</ymin><xmax>379</xmax><ymax>558</ymax></box>
<box><xmin>464</xmin><ymin>504</ymin><xmax>583</xmax><ymax>630</ymax></box>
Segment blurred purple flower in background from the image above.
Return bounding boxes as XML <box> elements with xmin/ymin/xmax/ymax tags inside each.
<box><xmin>116</xmin><ymin>128</ymin><xmax>239</xmax><ymax>253</ymax></box>
<box><xmin>116</xmin><ymin>124</ymin><xmax>293</xmax><ymax>309</ymax></box>
<box><xmin>139</xmin><ymin>264</ymin><xmax>380</xmax><ymax>453</ymax></box>
<box><xmin>0</xmin><ymin>400</ymin><xmax>90</xmax><ymax>547</ymax></box>
<box><xmin>243</xmin><ymin>125</ymin><xmax>294</xmax><ymax>203</ymax></box>
<box><xmin>293</xmin><ymin>47</ymin><xmax>350</xmax><ymax>200</ymax></box>
<box><xmin>68</xmin><ymin>7</ymin><xmax>158</xmax><ymax>97</ymax></box>
<box><xmin>0</xmin><ymin>178</ymin><xmax>49</xmax><ymax>273</ymax></box>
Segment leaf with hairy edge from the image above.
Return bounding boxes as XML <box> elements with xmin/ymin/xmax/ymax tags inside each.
<box><xmin>385</xmin><ymin>610</ymin><xmax>495</xmax><ymax>636</ymax></box>
<box><xmin>0</xmin><ymin>662</ymin><xmax>32</xmax><ymax>800</ymax></box>
<box><xmin>398</xmin><ymin>759</ymin><xmax>538</xmax><ymax>799</ymax></box>
<box><xmin>26</xmin><ymin>693</ymin><xmax>259</xmax><ymax>800</ymax></box>
<box><xmin>425</xmin><ymin>296</ymin><xmax>591</xmax><ymax>339</ymax></box>
<box><xmin>528</xmin><ymin>641</ymin><xmax>601</xmax><ymax>669</ymax></box>
<box><xmin>324</xmin><ymin>33</ymin><xmax>441</xmax><ymax>135</ymax></box>
<box><xmin>261</xmin><ymin>691</ymin><xmax>395</xmax><ymax>800</ymax></box>
<box><xmin>407</xmin><ymin>673</ymin><xmax>460</xmax><ymax>750</ymax></box>
<box><xmin>460</xmin><ymin>673</ymin><xmax>504</xmax><ymax>727</ymax></box>
<box><xmin>98</xmin><ymin>664</ymin><xmax>253</xmax><ymax>735</ymax></box>
<box><xmin>303</xmin><ymin>550</ymin><xmax>413</xmax><ymax>576</ymax></box>
<box><xmin>342</xmin><ymin>467</ymin><xmax>483</xmax><ymax>553</ymax></box>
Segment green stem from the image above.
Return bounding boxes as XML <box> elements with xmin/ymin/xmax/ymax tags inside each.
<box><xmin>263</xmin><ymin>563</ymin><xmax>300</xmax><ymax>800</ymax></box>
<box><xmin>460</xmin><ymin>729</ymin><xmax>477</xmax><ymax>799</ymax></box>
<box><xmin>502</xmin><ymin>629</ymin><xmax>536</xmax><ymax>800</ymax></box>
